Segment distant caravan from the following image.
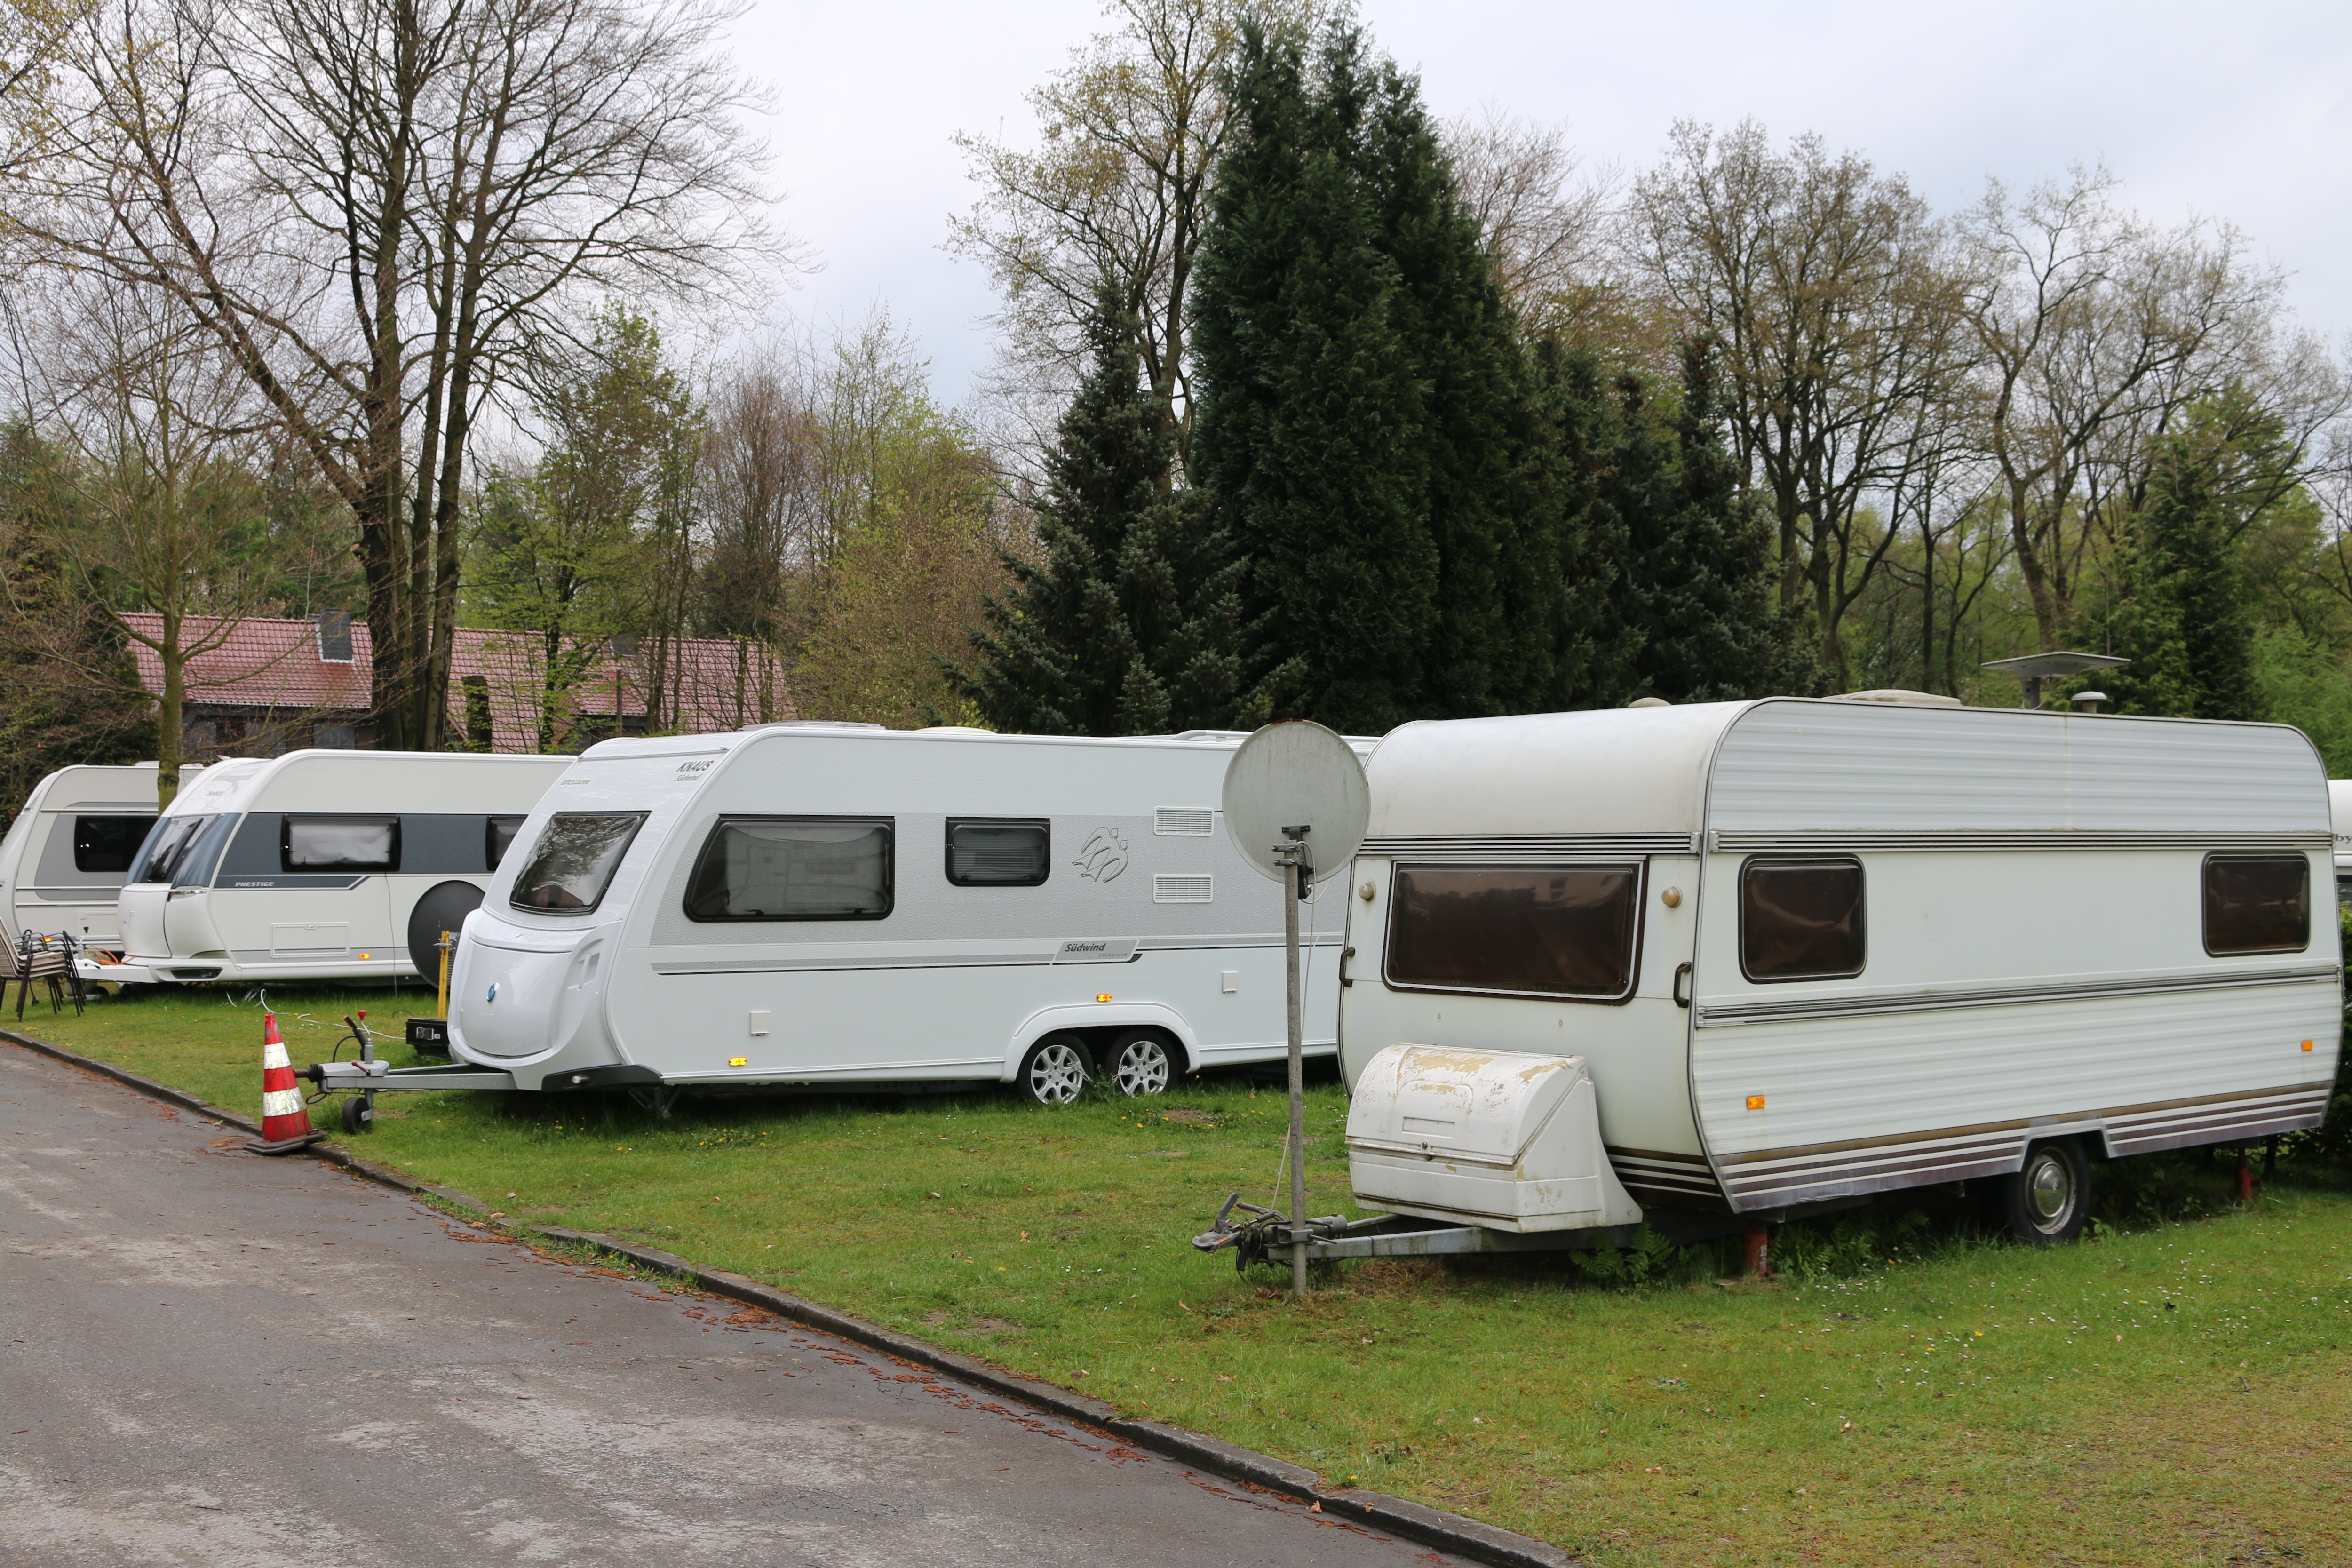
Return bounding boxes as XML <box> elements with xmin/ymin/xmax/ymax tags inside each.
<box><xmin>441</xmin><ymin>724</ymin><xmax>1369</xmax><ymax>1105</ymax></box>
<box><xmin>93</xmin><ymin>750</ymin><xmax>572</xmax><ymax>987</ymax></box>
<box><xmin>0</xmin><ymin>763</ymin><xmax>200</xmax><ymax>950</ymax></box>
<box><xmin>1338</xmin><ymin>696</ymin><xmax>2341</xmax><ymax>1245</ymax></box>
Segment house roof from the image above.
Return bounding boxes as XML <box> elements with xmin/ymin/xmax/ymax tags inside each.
<box><xmin>118</xmin><ymin>614</ymin><xmax>795</xmax><ymax>751</ymax></box>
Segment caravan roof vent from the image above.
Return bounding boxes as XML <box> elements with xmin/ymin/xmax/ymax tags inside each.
<box><xmin>1832</xmin><ymin>689</ymin><xmax>1963</xmax><ymax>708</ymax></box>
<box><xmin>737</xmin><ymin>720</ymin><xmax>886</xmax><ymax>733</ymax></box>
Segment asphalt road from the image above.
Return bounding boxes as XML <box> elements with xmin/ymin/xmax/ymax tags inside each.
<box><xmin>0</xmin><ymin>1043</ymin><xmax>1469</xmax><ymax>1567</ymax></box>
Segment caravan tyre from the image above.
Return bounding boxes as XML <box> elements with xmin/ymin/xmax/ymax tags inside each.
<box><xmin>1018</xmin><ymin>1035</ymin><xmax>1092</xmax><ymax>1106</ymax></box>
<box><xmin>1106</xmin><ymin>1030</ymin><xmax>1175</xmax><ymax>1097</ymax></box>
<box><xmin>2000</xmin><ymin>1138</ymin><xmax>2090</xmax><ymax>1245</ymax></box>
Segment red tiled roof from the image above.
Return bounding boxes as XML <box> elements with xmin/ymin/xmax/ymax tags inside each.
<box><xmin>118</xmin><ymin>614</ymin><xmax>795</xmax><ymax>750</ymax></box>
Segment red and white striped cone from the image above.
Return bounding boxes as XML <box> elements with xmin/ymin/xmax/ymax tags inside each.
<box><xmin>246</xmin><ymin>1011</ymin><xmax>323</xmax><ymax>1154</ymax></box>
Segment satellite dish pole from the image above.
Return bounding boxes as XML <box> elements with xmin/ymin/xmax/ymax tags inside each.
<box><xmin>1223</xmin><ymin>722</ymin><xmax>1369</xmax><ymax>1300</ymax></box>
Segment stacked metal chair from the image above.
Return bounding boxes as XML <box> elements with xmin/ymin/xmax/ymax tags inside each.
<box><xmin>10</xmin><ymin>928</ymin><xmax>87</xmax><ymax>1020</ymax></box>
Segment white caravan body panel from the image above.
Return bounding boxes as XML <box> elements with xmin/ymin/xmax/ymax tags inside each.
<box><xmin>0</xmin><ymin>763</ymin><xmax>199</xmax><ymax>948</ymax></box>
<box><xmin>107</xmin><ymin>750</ymin><xmax>570</xmax><ymax>985</ymax></box>
<box><xmin>448</xmin><ymin>727</ymin><xmax>1358</xmax><ymax>1092</ymax></box>
<box><xmin>1340</xmin><ymin>699</ymin><xmax>2341</xmax><ymax>1215</ymax></box>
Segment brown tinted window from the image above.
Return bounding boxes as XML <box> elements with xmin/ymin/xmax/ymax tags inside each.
<box><xmin>2203</xmin><ymin>855</ymin><xmax>2309</xmax><ymax>955</ymax></box>
<box><xmin>1385</xmin><ymin>865</ymin><xmax>1641</xmax><ymax>999</ymax></box>
<box><xmin>1740</xmin><ymin>859</ymin><xmax>1865</xmax><ymax>981</ymax></box>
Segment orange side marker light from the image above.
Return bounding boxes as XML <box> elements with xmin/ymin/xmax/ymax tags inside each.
<box><xmin>1096</xmin><ymin>993</ymin><xmax>1113</xmax><ymax>1003</ymax></box>
<box><xmin>1746</xmin><ymin>1095</ymin><xmax>1766</xmax><ymax>1111</ymax></box>
<box><xmin>2303</xmin><ymin>1040</ymin><xmax>2315</xmax><ymax>1051</ymax></box>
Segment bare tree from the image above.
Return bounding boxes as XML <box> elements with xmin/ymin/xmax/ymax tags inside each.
<box><xmin>1632</xmin><ymin>119</ymin><xmax>1976</xmax><ymax>686</ymax></box>
<box><xmin>949</xmin><ymin>0</ymin><xmax>1322</xmax><ymax>479</ymax></box>
<box><xmin>16</xmin><ymin>0</ymin><xmax>780</xmax><ymax>748</ymax></box>
<box><xmin>1443</xmin><ymin>107</ymin><xmax>1628</xmax><ymax>351</ymax></box>
<box><xmin>16</xmin><ymin>274</ymin><xmax>319</xmax><ymax>801</ymax></box>
<box><xmin>1960</xmin><ymin>167</ymin><xmax>2294</xmax><ymax>648</ymax></box>
<box><xmin>0</xmin><ymin>0</ymin><xmax>95</xmax><ymax>184</ymax></box>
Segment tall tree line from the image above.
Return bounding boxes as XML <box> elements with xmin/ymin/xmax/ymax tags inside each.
<box><xmin>957</xmin><ymin>17</ymin><xmax>1812</xmax><ymax>735</ymax></box>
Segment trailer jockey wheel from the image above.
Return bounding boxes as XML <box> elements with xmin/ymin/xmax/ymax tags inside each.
<box><xmin>1018</xmin><ymin>1035</ymin><xmax>1092</xmax><ymax>1106</ymax></box>
<box><xmin>1106</xmin><ymin>1030</ymin><xmax>1175</xmax><ymax>1097</ymax></box>
<box><xmin>340</xmin><ymin>1092</ymin><xmax>375</xmax><ymax>1135</ymax></box>
<box><xmin>2000</xmin><ymin>1137</ymin><xmax>2089</xmax><ymax>1245</ymax></box>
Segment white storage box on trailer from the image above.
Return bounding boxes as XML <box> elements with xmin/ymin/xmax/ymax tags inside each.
<box><xmin>1345</xmin><ymin>1043</ymin><xmax>1642</xmax><ymax>1232</ymax></box>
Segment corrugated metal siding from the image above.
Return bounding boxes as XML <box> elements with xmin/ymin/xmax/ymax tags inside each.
<box><xmin>1710</xmin><ymin>702</ymin><xmax>2328</xmax><ymax>837</ymax></box>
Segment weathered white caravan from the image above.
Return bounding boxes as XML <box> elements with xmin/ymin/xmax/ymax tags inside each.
<box><xmin>95</xmin><ymin>750</ymin><xmax>571</xmax><ymax>986</ymax></box>
<box><xmin>0</xmin><ymin>763</ymin><xmax>198</xmax><ymax>949</ymax></box>
<box><xmin>440</xmin><ymin>725</ymin><xmax>1359</xmax><ymax>1102</ymax></box>
<box><xmin>1337</xmin><ymin>698</ymin><xmax>2341</xmax><ymax>1244</ymax></box>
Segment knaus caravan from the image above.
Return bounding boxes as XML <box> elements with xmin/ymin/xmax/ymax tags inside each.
<box><xmin>1</xmin><ymin>763</ymin><xmax>198</xmax><ymax>949</ymax></box>
<box><xmin>95</xmin><ymin>750</ymin><xmax>572</xmax><ymax>986</ymax></box>
<box><xmin>1335</xmin><ymin>698</ymin><xmax>2341</xmax><ymax>1246</ymax></box>
<box><xmin>435</xmin><ymin>725</ymin><xmax>1362</xmax><ymax>1103</ymax></box>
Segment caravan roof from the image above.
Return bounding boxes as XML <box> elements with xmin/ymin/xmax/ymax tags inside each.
<box><xmin>160</xmin><ymin>749</ymin><xmax>573</xmax><ymax>819</ymax></box>
<box><xmin>1367</xmin><ymin>698</ymin><xmax>2326</xmax><ymax>844</ymax></box>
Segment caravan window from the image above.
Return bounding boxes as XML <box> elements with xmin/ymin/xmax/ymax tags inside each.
<box><xmin>1384</xmin><ymin>864</ymin><xmax>1642</xmax><ymax>1001</ymax></box>
<box><xmin>946</xmin><ymin>820</ymin><xmax>1049</xmax><ymax>887</ymax></box>
<box><xmin>128</xmin><ymin>815</ymin><xmax>213</xmax><ymax>884</ymax></box>
<box><xmin>509</xmin><ymin>812</ymin><xmax>645</xmax><ymax>913</ymax></box>
<box><xmin>2203</xmin><ymin>855</ymin><xmax>2309</xmax><ymax>955</ymax></box>
<box><xmin>485</xmin><ymin>815</ymin><xmax>527</xmax><ymax>871</ymax></box>
<box><xmin>1740</xmin><ymin>858</ymin><xmax>1866</xmax><ymax>981</ymax></box>
<box><xmin>685</xmin><ymin>817</ymin><xmax>894</xmax><ymax>922</ymax></box>
<box><xmin>283</xmin><ymin>815</ymin><xmax>400</xmax><ymax>873</ymax></box>
<box><xmin>73</xmin><ymin>815</ymin><xmax>153</xmax><ymax>874</ymax></box>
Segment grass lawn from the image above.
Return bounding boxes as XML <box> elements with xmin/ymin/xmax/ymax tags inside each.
<box><xmin>13</xmin><ymin>981</ymin><xmax>2350</xmax><ymax>1566</ymax></box>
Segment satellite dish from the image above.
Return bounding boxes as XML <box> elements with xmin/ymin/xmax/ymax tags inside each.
<box><xmin>1222</xmin><ymin>721</ymin><xmax>1368</xmax><ymax>887</ymax></box>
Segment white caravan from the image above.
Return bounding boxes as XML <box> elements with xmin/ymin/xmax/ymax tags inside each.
<box><xmin>442</xmin><ymin>725</ymin><xmax>1359</xmax><ymax>1101</ymax></box>
<box><xmin>0</xmin><ymin>763</ymin><xmax>199</xmax><ymax>949</ymax></box>
<box><xmin>1336</xmin><ymin>697</ymin><xmax>2341</xmax><ymax>1245</ymax></box>
<box><xmin>96</xmin><ymin>750</ymin><xmax>572</xmax><ymax>987</ymax></box>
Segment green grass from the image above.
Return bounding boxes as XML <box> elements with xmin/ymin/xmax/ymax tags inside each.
<box><xmin>16</xmin><ymin>983</ymin><xmax>2352</xmax><ymax>1566</ymax></box>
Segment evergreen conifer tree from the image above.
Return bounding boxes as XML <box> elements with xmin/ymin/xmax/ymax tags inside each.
<box><xmin>1189</xmin><ymin>24</ymin><xmax>1432</xmax><ymax>732</ymax></box>
<box><xmin>1619</xmin><ymin>340</ymin><xmax>1820</xmax><ymax>702</ymax></box>
<box><xmin>2102</xmin><ymin>434</ymin><xmax>2261</xmax><ymax>721</ymax></box>
<box><xmin>1194</xmin><ymin>23</ymin><xmax>1559</xmax><ymax>730</ymax></box>
<box><xmin>954</xmin><ymin>298</ymin><xmax>1245</xmax><ymax>734</ymax></box>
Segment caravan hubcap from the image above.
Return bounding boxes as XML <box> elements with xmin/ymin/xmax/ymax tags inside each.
<box><xmin>2026</xmin><ymin>1152</ymin><xmax>2075</xmax><ymax>1228</ymax></box>
<box><xmin>1028</xmin><ymin>1042</ymin><xmax>1087</xmax><ymax>1105</ymax></box>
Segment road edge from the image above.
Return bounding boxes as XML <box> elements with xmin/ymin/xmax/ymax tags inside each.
<box><xmin>0</xmin><ymin>1026</ymin><xmax>1572</xmax><ymax>1568</ymax></box>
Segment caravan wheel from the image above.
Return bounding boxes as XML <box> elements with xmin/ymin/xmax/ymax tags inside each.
<box><xmin>1018</xmin><ymin>1035</ymin><xmax>1092</xmax><ymax>1106</ymax></box>
<box><xmin>2000</xmin><ymin>1138</ymin><xmax>2090</xmax><ymax>1245</ymax></box>
<box><xmin>1106</xmin><ymin>1030</ymin><xmax>1175</xmax><ymax>1097</ymax></box>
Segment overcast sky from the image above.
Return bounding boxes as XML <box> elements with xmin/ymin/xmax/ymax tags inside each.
<box><xmin>729</xmin><ymin>0</ymin><xmax>2352</xmax><ymax>406</ymax></box>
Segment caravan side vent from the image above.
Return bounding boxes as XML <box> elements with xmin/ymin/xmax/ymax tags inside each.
<box><xmin>1154</xmin><ymin>807</ymin><xmax>1214</xmax><ymax>836</ymax></box>
<box><xmin>1153</xmin><ymin>874</ymin><xmax>1213</xmax><ymax>903</ymax></box>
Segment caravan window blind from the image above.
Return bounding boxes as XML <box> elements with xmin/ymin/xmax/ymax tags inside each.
<box><xmin>945</xmin><ymin>820</ymin><xmax>1049</xmax><ymax>886</ymax></box>
<box><xmin>283</xmin><ymin>815</ymin><xmax>400</xmax><ymax>873</ymax></box>
<box><xmin>685</xmin><ymin>816</ymin><xmax>893</xmax><ymax>922</ymax></box>
<box><xmin>1384</xmin><ymin>864</ymin><xmax>1642</xmax><ymax>1000</ymax></box>
<box><xmin>509</xmin><ymin>812</ymin><xmax>645</xmax><ymax>913</ymax></box>
<box><xmin>1740</xmin><ymin>858</ymin><xmax>1865</xmax><ymax>981</ymax></box>
<box><xmin>2203</xmin><ymin>855</ymin><xmax>2308</xmax><ymax>955</ymax></box>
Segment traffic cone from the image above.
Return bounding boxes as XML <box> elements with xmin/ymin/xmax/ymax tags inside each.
<box><xmin>246</xmin><ymin>1010</ymin><xmax>324</xmax><ymax>1155</ymax></box>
